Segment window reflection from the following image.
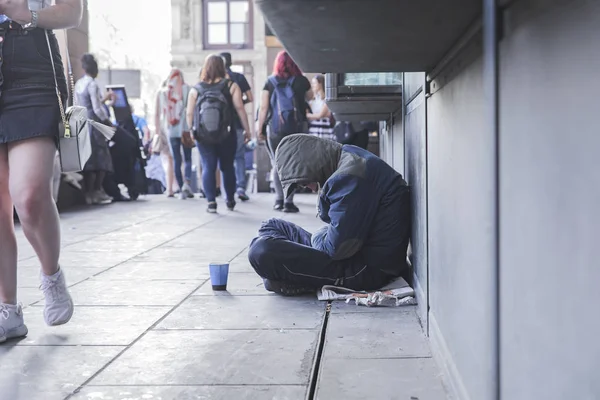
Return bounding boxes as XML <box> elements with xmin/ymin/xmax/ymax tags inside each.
<box><xmin>343</xmin><ymin>73</ymin><xmax>403</xmax><ymax>86</ymax></box>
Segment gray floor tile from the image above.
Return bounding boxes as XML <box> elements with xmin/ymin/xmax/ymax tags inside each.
<box><xmin>73</xmin><ymin>385</ymin><xmax>307</xmax><ymax>400</ymax></box>
<box><xmin>133</xmin><ymin>246</ymin><xmax>244</xmax><ymax>263</ymax></box>
<box><xmin>316</xmin><ymin>358</ymin><xmax>447</xmax><ymax>400</ymax></box>
<box><xmin>0</xmin><ymin>345</ymin><xmax>123</xmax><ymax>400</ymax></box>
<box><xmin>331</xmin><ymin>302</ymin><xmax>419</xmax><ymax>314</ymax></box>
<box><xmin>17</xmin><ymin>266</ymin><xmax>107</xmax><ymax>288</ymax></box>
<box><xmin>157</xmin><ymin>295</ymin><xmax>324</xmax><ymax>330</ymax></box>
<box><xmin>17</xmin><ymin>306</ymin><xmax>170</xmax><ymax>346</ymax></box>
<box><xmin>324</xmin><ymin>309</ymin><xmax>431</xmax><ymax>359</ymax></box>
<box><xmin>93</xmin><ymin>261</ymin><xmax>210</xmax><ymax>281</ymax></box>
<box><xmin>19</xmin><ymin>251</ymin><xmax>135</xmax><ymax>268</ymax></box>
<box><xmin>67</xmin><ymin>280</ymin><xmax>201</xmax><ymax>306</ymax></box>
<box><xmin>193</xmin><ymin>273</ymin><xmax>271</xmax><ymax>296</ymax></box>
<box><xmin>16</xmin><ymin>287</ymin><xmax>44</xmax><ymax>307</ymax></box>
<box><xmin>65</xmin><ymin>240</ymin><xmax>154</xmax><ymax>254</ymax></box>
<box><xmin>91</xmin><ymin>330</ymin><xmax>318</xmax><ymax>386</ymax></box>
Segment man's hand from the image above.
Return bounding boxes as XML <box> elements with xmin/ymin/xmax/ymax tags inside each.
<box><xmin>0</xmin><ymin>0</ymin><xmax>32</xmax><ymax>25</ymax></box>
<box><xmin>243</xmin><ymin>131</ymin><xmax>251</xmax><ymax>144</ymax></box>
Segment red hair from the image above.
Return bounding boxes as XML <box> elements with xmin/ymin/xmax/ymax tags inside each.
<box><xmin>272</xmin><ymin>51</ymin><xmax>303</xmax><ymax>79</ymax></box>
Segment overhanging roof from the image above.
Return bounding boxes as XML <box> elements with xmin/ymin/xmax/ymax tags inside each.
<box><xmin>257</xmin><ymin>0</ymin><xmax>481</xmax><ymax>73</ymax></box>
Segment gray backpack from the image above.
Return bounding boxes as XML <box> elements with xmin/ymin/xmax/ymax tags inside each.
<box><xmin>193</xmin><ymin>80</ymin><xmax>232</xmax><ymax>144</ymax></box>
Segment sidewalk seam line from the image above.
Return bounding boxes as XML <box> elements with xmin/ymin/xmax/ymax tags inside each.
<box><xmin>63</xmin><ymin>277</ymin><xmax>211</xmax><ymax>400</ymax></box>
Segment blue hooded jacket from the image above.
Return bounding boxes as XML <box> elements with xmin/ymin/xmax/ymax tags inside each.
<box><xmin>275</xmin><ymin>134</ymin><xmax>410</xmax><ymax>277</ymax></box>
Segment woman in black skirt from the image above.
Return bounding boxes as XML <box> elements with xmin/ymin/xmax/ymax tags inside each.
<box><xmin>0</xmin><ymin>0</ymin><xmax>83</xmax><ymax>343</ymax></box>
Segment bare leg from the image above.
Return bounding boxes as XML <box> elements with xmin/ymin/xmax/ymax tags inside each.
<box><xmin>0</xmin><ymin>144</ymin><xmax>18</xmax><ymax>304</ymax></box>
<box><xmin>8</xmin><ymin>137</ymin><xmax>61</xmax><ymax>277</ymax></box>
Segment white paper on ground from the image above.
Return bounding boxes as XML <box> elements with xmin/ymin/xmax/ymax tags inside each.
<box><xmin>317</xmin><ymin>276</ymin><xmax>417</xmax><ymax>307</ymax></box>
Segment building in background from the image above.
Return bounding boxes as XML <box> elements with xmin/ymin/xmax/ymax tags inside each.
<box><xmin>171</xmin><ymin>0</ymin><xmax>285</xmax><ymax>121</ymax></box>
<box><xmin>170</xmin><ymin>0</ymin><xmax>284</xmax><ymax>192</ymax></box>
<box><xmin>56</xmin><ymin>6</ymin><xmax>89</xmax><ymax>83</ymax></box>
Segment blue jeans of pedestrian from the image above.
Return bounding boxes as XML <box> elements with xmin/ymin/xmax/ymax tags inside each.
<box><xmin>197</xmin><ymin>132</ymin><xmax>237</xmax><ymax>202</ymax></box>
<box><xmin>169</xmin><ymin>137</ymin><xmax>192</xmax><ymax>189</ymax></box>
<box><xmin>234</xmin><ymin>129</ymin><xmax>247</xmax><ymax>192</ymax></box>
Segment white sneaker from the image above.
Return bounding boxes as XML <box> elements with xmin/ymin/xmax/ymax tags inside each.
<box><xmin>92</xmin><ymin>190</ymin><xmax>112</xmax><ymax>205</ymax></box>
<box><xmin>40</xmin><ymin>269</ymin><xmax>74</xmax><ymax>326</ymax></box>
<box><xmin>178</xmin><ymin>192</ymin><xmax>187</xmax><ymax>200</ymax></box>
<box><xmin>0</xmin><ymin>303</ymin><xmax>28</xmax><ymax>343</ymax></box>
<box><xmin>182</xmin><ymin>183</ymin><xmax>194</xmax><ymax>199</ymax></box>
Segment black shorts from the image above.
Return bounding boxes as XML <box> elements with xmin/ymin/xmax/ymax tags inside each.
<box><xmin>0</xmin><ymin>23</ymin><xmax>68</xmax><ymax>145</ymax></box>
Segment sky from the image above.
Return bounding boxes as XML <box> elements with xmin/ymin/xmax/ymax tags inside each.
<box><xmin>87</xmin><ymin>0</ymin><xmax>173</xmax><ymax>115</ymax></box>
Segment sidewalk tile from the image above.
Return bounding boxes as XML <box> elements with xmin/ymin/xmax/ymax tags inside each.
<box><xmin>157</xmin><ymin>295</ymin><xmax>324</xmax><ymax>330</ymax></box>
<box><xmin>90</xmin><ymin>330</ymin><xmax>318</xmax><ymax>386</ymax></box>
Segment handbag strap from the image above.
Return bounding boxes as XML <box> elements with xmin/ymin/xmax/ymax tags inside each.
<box><xmin>45</xmin><ymin>29</ymin><xmax>75</xmax><ymax>138</ymax></box>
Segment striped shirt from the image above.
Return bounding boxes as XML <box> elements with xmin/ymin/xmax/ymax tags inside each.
<box><xmin>308</xmin><ymin>96</ymin><xmax>335</xmax><ymax>141</ymax></box>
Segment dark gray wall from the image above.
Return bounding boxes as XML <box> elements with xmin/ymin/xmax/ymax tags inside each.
<box><xmin>499</xmin><ymin>0</ymin><xmax>600</xmax><ymax>398</ymax></box>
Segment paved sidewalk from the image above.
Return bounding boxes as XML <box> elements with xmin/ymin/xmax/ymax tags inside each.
<box><xmin>0</xmin><ymin>194</ymin><xmax>446</xmax><ymax>400</ymax></box>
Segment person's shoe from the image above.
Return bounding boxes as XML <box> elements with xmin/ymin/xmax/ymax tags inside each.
<box><xmin>226</xmin><ymin>200</ymin><xmax>236</xmax><ymax>211</ymax></box>
<box><xmin>283</xmin><ymin>203</ymin><xmax>300</xmax><ymax>213</ymax></box>
<box><xmin>182</xmin><ymin>183</ymin><xmax>194</xmax><ymax>199</ymax></box>
<box><xmin>40</xmin><ymin>268</ymin><xmax>74</xmax><ymax>326</ymax></box>
<box><xmin>167</xmin><ymin>192</ymin><xmax>175</xmax><ymax>198</ymax></box>
<box><xmin>178</xmin><ymin>192</ymin><xmax>187</xmax><ymax>200</ymax></box>
<box><xmin>207</xmin><ymin>201</ymin><xmax>218</xmax><ymax>214</ymax></box>
<box><xmin>92</xmin><ymin>190</ymin><xmax>112</xmax><ymax>205</ymax></box>
<box><xmin>198</xmin><ymin>189</ymin><xmax>206</xmax><ymax>199</ymax></box>
<box><xmin>263</xmin><ymin>279</ymin><xmax>315</xmax><ymax>296</ymax></box>
<box><xmin>216</xmin><ymin>187</ymin><xmax>222</xmax><ymax>197</ymax></box>
<box><xmin>237</xmin><ymin>189</ymin><xmax>250</xmax><ymax>202</ymax></box>
<box><xmin>0</xmin><ymin>304</ymin><xmax>28</xmax><ymax>343</ymax></box>
<box><xmin>273</xmin><ymin>200</ymin><xmax>284</xmax><ymax>211</ymax></box>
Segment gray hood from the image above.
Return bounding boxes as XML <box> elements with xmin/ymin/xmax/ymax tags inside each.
<box><xmin>275</xmin><ymin>134</ymin><xmax>343</xmax><ymax>199</ymax></box>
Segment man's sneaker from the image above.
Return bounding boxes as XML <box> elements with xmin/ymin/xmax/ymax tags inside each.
<box><xmin>263</xmin><ymin>279</ymin><xmax>315</xmax><ymax>296</ymax></box>
<box><xmin>182</xmin><ymin>183</ymin><xmax>194</xmax><ymax>199</ymax></box>
<box><xmin>283</xmin><ymin>203</ymin><xmax>300</xmax><ymax>213</ymax></box>
<box><xmin>207</xmin><ymin>201</ymin><xmax>218</xmax><ymax>214</ymax></box>
<box><xmin>0</xmin><ymin>304</ymin><xmax>28</xmax><ymax>343</ymax></box>
<box><xmin>40</xmin><ymin>268</ymin><xmax>74</xmax><ymax>326</ymax></box>
<box><xmin>237</xmin><ymin>189</ymin><xmax>250</xmax><ymax>202</ymax></box>
<box><xmin>216</xmin><ymin>187</ymin><xmax>222</xmax><ymax>197</ymax></box>
<box><xmin>178</xmin><ymin>191</ymin><xmax>187</xmax><ymax>200</ymax></box>
<box><xmin>226</xmin><ymin>200</ymin><xmax>236</xmax><ymax>211</ymax></box>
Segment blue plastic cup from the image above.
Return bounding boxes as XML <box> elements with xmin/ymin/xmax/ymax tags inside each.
<box><xmin>209</xmin><ymin>262</ymin><xmax>229</xmax><ymax>291</ymax></box>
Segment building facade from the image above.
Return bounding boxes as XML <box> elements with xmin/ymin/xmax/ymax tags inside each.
<box><xmin>170</xmin><ymin>0</ymin><xmax>284</xmax><ymax>122</ymax></box>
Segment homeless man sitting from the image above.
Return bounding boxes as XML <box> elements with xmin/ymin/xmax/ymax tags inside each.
<box><xmin>248</xmin><ymin>134</ymin><xmax>411</xmax><ymax>296</ymax></box>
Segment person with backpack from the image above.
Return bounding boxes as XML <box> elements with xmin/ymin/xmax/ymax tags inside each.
<box><xmin>220</xmin><ymin>52</ymin><xmax>253</xmax><ymax>202</ymax></box>
<box><xmin>256</xmin><ymin>51</ymin><xmax>312</xmax><ymax>213</ymax></box>
<box><xmin>186</xmin><ymin>55</ymin><xmax>251</xmax><ymax>213</ymax></box>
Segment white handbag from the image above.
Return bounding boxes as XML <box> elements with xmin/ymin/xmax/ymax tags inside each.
<box><xmin>45</xmin><ymin>30</ymin><xmax>114</xmax><ymax>172</ymax></box>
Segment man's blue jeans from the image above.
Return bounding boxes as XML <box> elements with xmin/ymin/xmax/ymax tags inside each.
<box><xmin>169</xmin><ymin>137</ymin><xmax>192</xmax><ymax>189</ymax></box>
<box><xmin>234</xmin><ymin>129</ymin><xmax>246</xmax><ymax>192</ymax></box>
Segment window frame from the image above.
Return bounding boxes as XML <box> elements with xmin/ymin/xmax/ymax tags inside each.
<box><xmin>203</xmin><ymin>0</ymin><xmax>254</xmax><ymax>50</ymax></box>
